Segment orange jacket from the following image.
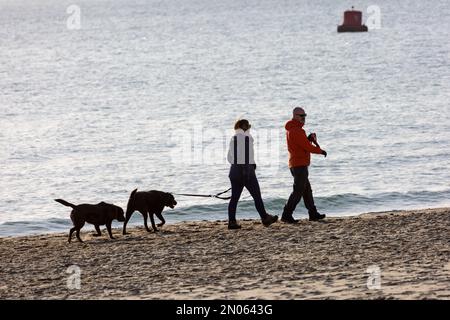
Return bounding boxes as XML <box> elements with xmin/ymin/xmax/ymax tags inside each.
<box><xmin>285</xmin><ymin>120</ymin><xmax>323</xmax><ymax>168</ymax></box>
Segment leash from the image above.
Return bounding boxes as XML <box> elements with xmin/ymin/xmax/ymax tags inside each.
<box><xmin>172</xmin><ymin>187</ymin><xmax>232</xmax><ymax>200</ymax></box>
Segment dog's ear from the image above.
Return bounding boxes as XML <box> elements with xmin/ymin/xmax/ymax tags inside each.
<box><xmin>158</xmin><ymin>192</ymin><xmax>168</xmax><ymax>205</ymax></box>
<box><xmin>115</xmin><ymin>206</ymin><xmax>125</xmax><ymax>219</ymax></box>
<box><xmin>165</xmin><ymin>192</ymin><xmax>174</xmax><ymax>202</ymax></box>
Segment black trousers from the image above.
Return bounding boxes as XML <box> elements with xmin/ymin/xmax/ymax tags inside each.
<box><xmin>228</xmin><ymin>164</ymin><xmax>266</xmax><ymax>221</ymax></box>
<box><xmin>282</xmin><ymin>166</ymin><xmax>318</xmax><ymax>217</ymax></box>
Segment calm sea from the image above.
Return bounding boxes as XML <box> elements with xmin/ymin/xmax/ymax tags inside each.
<box><xmin>1</xmin><ymin>0</ymin><xmax>449</xmax><ymax>236</ymax></box>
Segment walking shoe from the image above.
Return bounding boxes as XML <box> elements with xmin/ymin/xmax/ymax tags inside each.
<box><xmin>261</xmin><ymin>214</ymin><xmax>278</xmax><ymax>227</ymax></box>
<box><xmin>281</xmin><ymin>214</ymin><xmax>299</xmax><ymax>224</ymax></box>
<box><xmin>228</xmin><ymin>220</ymin><xmax>242</xmax><ymax>230</ymax></box>
<box><xmin>309</xmin><ymin>213</ymin><xmax>326</xmax><ymax>221</ymax></box>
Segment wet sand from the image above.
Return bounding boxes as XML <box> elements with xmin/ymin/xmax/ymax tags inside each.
<box><xmin>0</xmin><ymin>207</ymin><xmax>449</xmax><ymax>299</ymax></box>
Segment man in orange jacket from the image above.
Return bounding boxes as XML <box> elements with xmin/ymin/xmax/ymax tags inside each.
<box><xmin>282</xmin><ymin>107</ymin><xmax>327</xmax><ymax>223</ymax></box>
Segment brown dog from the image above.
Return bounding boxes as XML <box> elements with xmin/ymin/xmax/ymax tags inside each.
<box><xmin>55</xmin><ymin>199</ymin><xmax>125</xmax><ymax>243</ymax></box>
<box><xmin>123</xmin><ymin>189</ymin><xmax>177</xmax><ymax>234</ymax></box>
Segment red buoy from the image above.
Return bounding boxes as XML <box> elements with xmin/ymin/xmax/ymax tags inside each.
<box><xmin>337</xmin><ymin>7</ymin><xmax>368</xmax><ymax>32</ymax></box>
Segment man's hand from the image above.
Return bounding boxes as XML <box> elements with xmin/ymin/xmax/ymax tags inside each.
<box><xmin>321</xmin><ymin>150</ymin><xmax>327</xmax><ymax>157</ymax></box>
<box><xmin>308</xmin><ymin>133</ymin><xmax>317</xmax><ymax>142</ymax></box>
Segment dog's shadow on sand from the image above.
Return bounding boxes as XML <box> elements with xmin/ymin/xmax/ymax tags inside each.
<box><xmin>77</xmin><ymin>229</ymin><xmax>178</xmax><ymax>245</ymax></box>
<box><xmin>69</xmin><ymin>220</ymin><xmax>332</xmax><ymax>245</ymax></box>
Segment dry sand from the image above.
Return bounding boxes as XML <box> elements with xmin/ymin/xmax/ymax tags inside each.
<box><xmin>0</xmin><ymin>207</ymin><xmax>449</xmax><ymax>299</ymax></box>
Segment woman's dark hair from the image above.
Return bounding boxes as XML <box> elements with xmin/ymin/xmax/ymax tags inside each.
<box><xmin>234</xmin><ymin>119</ymin><xmax>251</xmax><ymax>131</ymax></box>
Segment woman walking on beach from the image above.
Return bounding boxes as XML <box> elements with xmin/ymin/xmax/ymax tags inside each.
<box><xmin>227</xmin><ymin>119</ymin><xmax>278</xmax><ymax>229</ymax></box>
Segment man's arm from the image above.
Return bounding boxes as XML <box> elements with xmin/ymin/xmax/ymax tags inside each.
<box><xmin>308</xmin><ymin>133</ymin><xmax>320</xmax><ymax>148</ymax></box>
<box><xmin>307</xmin><ymin>132</ymin><xmax>327</xmax><ymax>157</ymax></box>
<box><xmin>294</xmin><ymin>131</ymin><xmax>323</xmax><ymax>154</ymax></box>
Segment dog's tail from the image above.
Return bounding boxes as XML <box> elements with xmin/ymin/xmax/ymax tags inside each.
<box><xmin>126</xmin><ymin>188</ymin><xmax>138</xmax><ymax>214</ymax></box>
<box><xmin>54</xmin><ymin>199</ymin><xmax>77</xmax><ymax>209</ymax></box>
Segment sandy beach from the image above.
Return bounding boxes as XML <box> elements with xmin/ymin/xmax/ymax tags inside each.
<box><xmin>0</xmin><ymin>207</ymin><xmax>449</xmax><ymax>300</ymax></box>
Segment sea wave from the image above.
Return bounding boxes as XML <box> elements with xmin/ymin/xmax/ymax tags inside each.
<box><xmin>2</xmin><ymin>189</ymin><xmax>450</xmax><ymax>237</ymax></box>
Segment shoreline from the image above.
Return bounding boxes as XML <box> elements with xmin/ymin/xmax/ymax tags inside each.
<box><xmin>0</xmin><ymin>207</ymin><xmax>449</xmax><ymax>299</ymax></box>
<box><xmin>3</xmin><ymin>203</ymin><xmax>450</xmax><ymax>239</ymax></box>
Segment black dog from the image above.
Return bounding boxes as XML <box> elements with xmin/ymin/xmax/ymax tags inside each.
<box><xmin>55</xmin><ymin>199</ymin><xmax>125</xmax><ymax>243</ymax></box>
<box><xmin>123</xmin><ymin>189</ymin><xmax>177</xmax><ymax>234</ymax></box>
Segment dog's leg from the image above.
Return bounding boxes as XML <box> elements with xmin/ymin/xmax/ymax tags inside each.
<box><xmin>141</xmin><ymin>211</ymin><xmax>152</xmax><ymax>232</ymax></box>
<box><xmin>149</xmin><ymin>213</ymin><xmax>158</xmax><ymax>232</ymax></box>
<box><xmin>123</xmin><ymin>211</ymin><xmax>134</xmax><ymax>235</ymax></box>
<box><xmin>106</xmin><ymin>222</ymin><xmax>115</xmax><ymax>239</ymax></box>
<box><xmin>93</xmin><ymin>225</ymin><xmax>102</xmax><ymax>237</ymax></box>
<box><xmin>155</xmin><ymin>211</ymin><xmax>165</xmax><ymax>227</ymax></box>
<box><xmin>75</xmin><ymin>229</ymin><xmax>83</xmax><ymax>243</ymax></box>
<box><xmin>68</xmin><ymin>227</ymin><xmax>76</xmax><ymax>243</ymax></box>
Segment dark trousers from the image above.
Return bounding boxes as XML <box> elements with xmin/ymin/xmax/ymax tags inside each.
<box><xmin>228</xmin><ymin>165</ymin><xmax>266</xmax><ymax>221</ymax></box>
<box><xmin>283</xmin><ymin>166</ymin><xmax>318</xmax><ymax>217</ymax></box>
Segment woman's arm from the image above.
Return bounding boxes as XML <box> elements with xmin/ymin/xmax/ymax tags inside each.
<box><xmin>227</xmin><ymin>137</ymin><xmax>234</xmax><ymax>164</ymax></box>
